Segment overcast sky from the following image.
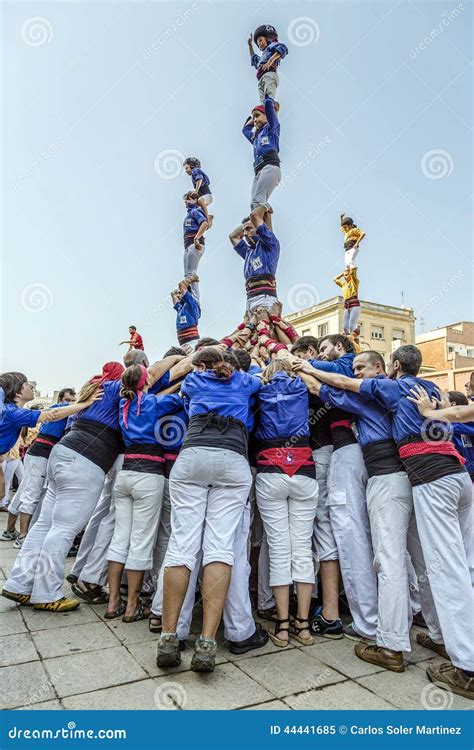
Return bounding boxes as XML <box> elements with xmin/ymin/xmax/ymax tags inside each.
<box><xmin>2</xmin><ymin>0</ymin><xmax>472</xmax><ymax>393</ymax></box>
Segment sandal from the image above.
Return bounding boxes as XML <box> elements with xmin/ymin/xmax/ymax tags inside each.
<box><xmin>290</xmin><ymin>617</ymin><xmax>314</xmax><ymax>646</ymax></box>
<box><xmin>257</xmin><ymin>606</ymin><xmax>278</xmax><ymax>623</ymax></box>
<box><xmin>104</xmin><ymin>600</ymin><xmax>126</xmax><ymax>619</ymax></box>
<box><xmin>2</xmin><ymin>589</ymin><xmax>32</xmax><ymax>607</ymax></box>
<box><xmin>33</xmin><ymin>597</ymin><xmax>80</xmax><ymax>612</ymax></box>
<box><xmin>123</xmin><ymin>601</ymin><xmax>150</xmax><ymax>623</ymax></box>
<box><xmin>149</xmin><ymin>614</ymin><xmax>162</xmax><ymax>633</ymax></box>
<box><xmin>268</xmin><ymin>618</ymin><xmax>290</xmax><ymax>648</ymax></box>
<box><xmin>71</xmin><ymin>581</ymin><xmax>109</xmax><ymax>605</ymax></box>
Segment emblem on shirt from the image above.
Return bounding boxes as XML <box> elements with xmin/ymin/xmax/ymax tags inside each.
<box><xmin>251</xmin><ymin>257</ymin><xmax>263</xmax><ymax>271</ymax></box>
<box><xmin>286</xmin><ymin>453</ymin><xmax>293</xmax><ymax>463</ymax></box>
<box><xmin>179</xmin><ymin>315</ymin><xmax>187</xmax><ymax>324</ymax></box>
<box><xmin>260</xmin><ymin>136</ymin><xmax>269</xmax><ymax>145</ymax></box>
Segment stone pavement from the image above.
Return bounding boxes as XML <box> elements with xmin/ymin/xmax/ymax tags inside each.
<box><xmin>0</xmin><ymin>515</ymin><xmax>471</xmax><ymax>711</ymax></box>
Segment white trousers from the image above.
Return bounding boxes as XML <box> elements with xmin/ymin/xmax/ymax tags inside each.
<box><xmin>327</xmin><ymin>443</ymin><xmax>378</xmax><ymax>640</ymax></box>
<box><xmin>150</xmin><ymin>478</ymin><xmax>172</xmax><ymax>588</ymax></box>
<box><xmin>312</xmin><ymin>446</ymin><xmax>338</xmax><ymax>562</ymax></box>
<box><xmin>0</xmin><ymin>459</ymin><xmax>24</xmax><ymax>507</ymax></box>
<box><xmin>71</xmin><ymin>455</ymin><xmax>123</xmax><ymax>585</ymax></box>
<box><xmin>256</xmin><ymin>473</ymin><xmax>319</xmax><ymax>587</ymax></box>
<box><xmin>164</xmin><ymin>447</ymin><xmax>252</xmax><ymax>569</ymax></box>
<box><xmin>15</xmin><ymin>454</ymin><xmax>48</xmax><ymax>516</ymax></box>
<box><xmin>413</xmin><ymin>472</ymin><xmax>474</xmax><ymax>671</ymax></box>
<box><xmin>108</xmin><ymin>470</ymin><xmax>164</xmax><ymax>570</ymax></box>
<box><xmin>249</xmin><ymin>469</ymin><xmax>274</xmax><ymax>610</ymax></box>
<box><xmin>5</xmin><ymin>445</ymin><xmax>105</xmax><ymax>603</ymax></box>
<box><xmin>344</xmin><ymin>245</ymin><xmax>359</xmax><ymax>268</ymax></box>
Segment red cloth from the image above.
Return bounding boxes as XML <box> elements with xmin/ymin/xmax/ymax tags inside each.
<box><xmin>257</xmin><ymin>447</ymin><xmax>314</xmax><ymax>477</ymax></box>
<box><xmin>90</xmin><ymin>362</ymin><xmax>124</xmax><ymax>385</ymax></box>
<box><xmin>124</xmin><ymin>453</ymin><xmax>164</xmax><ymax>463</ymax></box>
<box><xmin>252</xmin><ymin>105</ymin><xmax>265</xmax><ymax>114</ymax></box>
<box><xmin>131</xmin><ymin>332</ymin><xmax>144</xmax><ymax>350</ymax></box>
<box><xmin>399</xmin><ymin>440</ymin><xmax>465</xmax><ymax>465</ymax></box>
<box><xmin>330</xmin><ymin>419</ymin><xmax>352</xmax><ymax>430</ymax></box>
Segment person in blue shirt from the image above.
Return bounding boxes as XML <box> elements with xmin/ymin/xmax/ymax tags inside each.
<box><xmin>157</xmin><ymin>347</ymin><xmax>261</xmax><ymax>674</ymax></box>
<box><xmin>247</xmin><ymin>25</ymin><xmax>288</xmax><ymax>103</ymax></box>
<box><xmin>171</xmin><ymin>275</ymin><xmax>201</xmax><ymax>353</ymax></box>
<box><xmin>242</xmin><ymin>96</ymin><xmax>281</xmax><ymax>214</ymax></box>
<box><xmin>183</xmin><ymin>157</ymin><xmax>213</xmax><ymax>227</ymax></box>
<box><xmin>182</xmin><ymin>191</ymin><xmax>209</xmax><ymax>302</ymax></box>
<box><xmin>229</xmin><ymin>205</ymin><xmax>281</xmax><ymax>315</ymax></box>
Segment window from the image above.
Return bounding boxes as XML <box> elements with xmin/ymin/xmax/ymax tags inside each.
<box><xmin>317</xmin><ymin>323</ymin><xmax>328</xmax><ymax>337</ymax></box>
<box><xmin>392</xmin><ymin>328</ymin><xmax>405</xmax><ymax>341</ymax></box>
<box><xmin>301</xmin><ymin>328</ymin><xmax>311</xmax><ymax>336</ymax></box>
<box><xmin>371</xmin><ymin>325</ymin><xmax>384</xmax><ymax>340</ymax></box>
<box><xmin>448</xmin><ymin>345</ymin><xmax>454</xmax><ymax>354</ymax></box>
<box><xmin>467</xmin><ymin>348</ymin><xmax>474</xmax><ymax>358</ymax></box>
<box><xmin>358</xmin><ymin>322</ymin><xmax>364</xmax><ymax>336</ymax></box>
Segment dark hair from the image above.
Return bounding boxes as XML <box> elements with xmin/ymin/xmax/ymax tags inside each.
<box><xmin>124</xmin><ymin>349</ymin><xmax>149</xmax><ymax>368</ymax></box>
<box><xmin>391</xmin><ymin>345</ymin><xmax>422</xmax><ymax>376</ymax></box>
<box><xmin>358</xmin><ymin>350</ymin><xmax>386</xmax><ymax>372</ymax></box>
<box><xmin>184</xmin><ymin>190</ymin><xmax>198</xmax><ymax>201</ymax></box>
<box><xmin>195</xmin><ymin>337</ymin><xmax>220</xmax><ymax>350</ymax></box>
<box><xmin>120</xmin><ymin>365</ymin><xmax>143</xmax><ymax>401</ymax></box>
<box><xmin>448</xmin><ymin>390</ymin><xmax>469</xmax><ymax>406</ymax></box>
<box><xmin>0</xmin><ymin>372</ymin><xmax>28</xmax><ymax>403</ymax></box>
<box><xmin>163</xmin><ymin>346</ymin><xmax>187</xmax><ymax>358</ymax></box>
<box><xmin>183</xmin><ymin>157</ymin><xmax>201</xmax><ymax>168</ymax></box>
<box><xmin>292</xmin><ymin>335</ymin><xmax>320</xmax><ymax>354</ymax></box>
<box><xmin>233</xmin><ymin>349</ymin><xmax>251</xmax><ymax>372</ymax></box>
<box><xmin>192</xmin><ymin>348</ymin><xmax>234</xmax><ymax>380</ymax></box>
<box><xmin>242</xmin><ymin>216</ymin><xmax>251</xmax><ymax>224</ymax></box>
<box><xmin>223</xmin><ymin>351</ymin><xmax>241</xmax><ymax>370</ymax></box>
<box><xmin>319</xmin><ymin>334</ymin><xmax>355</xmax><ymax>354</ymax></box>
<box><xmin>341</xmin><ymin>215</ymin><xmax>355</xmax><ymax>227</ymax></box>
<box><xmin>129</xmin><ymin>325</ymin><xmax>136</xmax><ymax>331</ymax></box>
<box><xmin>58</xmin><ymin>388</ymin><xmax>76</xmax><ymax>401</ymax></box>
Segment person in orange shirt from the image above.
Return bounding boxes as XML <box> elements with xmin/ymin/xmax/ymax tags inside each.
<box><xmin>334</xmin><ymin>267</ymin><xmax>361</xmax><ymax>336</ymax></box>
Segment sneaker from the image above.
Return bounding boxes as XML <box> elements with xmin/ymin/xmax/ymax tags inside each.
<box><xmin>1</xmin><ymin>530</ymin><xmax>19</xmax><ymax>541</ymax></box>
<box><xmin>156</xmin><ymin>633</ymin><xmax>181</xmax><ymax>668</ymax></box>
<box><xmin>33</xmin><ymin>597</ymin><xmax>80</xmax><ymax>612</ymax></box>
<box><xmin>2</xmin><ymin>589</ymin><xmax>32</xmax><ymax>606</ymax></box>
<box><xmin>416</xmin><ymin>632</ymin><xmax>449</xmax><ymax>660</ymax></box>
<box><xmin>355</xmin><ymin>642</ymin><xmax>404</xmax><ymax>673</ymax></box>
<box><xmin>228</xmin><ymin>623</ymin><xmax>269</xmax><ymax>655</ymax></box>
<box><xmin>426</xmin><ymin>662</ymin><xmax>474</xmax><ymax>701</ymax></box>
<box><xmin>343</xmin><ymin>622</ymin><xmax>373</xmax><ymax>642</ymax></box>
<box><xmin>13</xmin><ymin>535</ymin><xmax>26</xmax><ymax>549</ymax></box>
<box><xmin>310</xmin><ymin>608</ymin><xmax>343</xmax><ymax>640</ymax></box>
<box><xmin>191</xmin><ymin>636</ymin><xmax>218</xmax><ymax>673</ymax></box>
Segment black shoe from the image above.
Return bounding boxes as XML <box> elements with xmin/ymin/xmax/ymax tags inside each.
<box><xmin>228</xmin><ymin>623</ymin><xmax>269</xmax><ymax>655</ymax></box>
<box><xmin>412</xmin><ymin>611</ymin><xmax>428</xmax><ymax>629</ymax></box>
<box><xmin>66</xmin><ymin>574</ymin><xmax>78</xmax><ymax>585</ymax></box>
<box><xmin>310</xmin><ymin>608</ymin><xmax>343</xmax><ymax>639</ymax></box>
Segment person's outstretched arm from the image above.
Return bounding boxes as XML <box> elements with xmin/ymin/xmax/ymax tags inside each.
<box><xmin>38</xmin><ymin>392</ymin><xmax>103</xmax><ymax>423</ymax></box>
<box><xmin>408</xmin><ymin>385</ymin><xmax>474</xmax><ymax>423</ymax></box>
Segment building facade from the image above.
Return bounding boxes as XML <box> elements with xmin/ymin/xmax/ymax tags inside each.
<box><xmin>286</xmin><ymin>295</ymin><xmax>416</xmax><ymax>362</ymax></box>
<box><xmin>416</xmin><ymin>321</ymin><xmax>474</xmax><ymax>390</ymax></box>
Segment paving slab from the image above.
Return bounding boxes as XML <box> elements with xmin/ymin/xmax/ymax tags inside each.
<box><xmin>63</xmin><ymin>679</ymin><xmax>168</xmax><ymax>710</ymax></box>
<box><xmin>243</xmin><ymin>700</ymin><xmax>292</xmax><ymax>710</ymax></box>
<box><xmin>358</xmin><ymin>663</ymin><xmax>473</xmax><ymax>710</ymax></box>
<box><xmin>154</xmin><ymin>663</ymin><xmax>274</xmax><ymax>710</ymax></box>
<box><xmin>236</xmin><ymin>648</ymin><xmax>346</xmax><ymax>699</ymax></box>
<box><xmin>0</xmin><ymin>662</ymin><xmax>57</xmax><ymax>709</ymax></box>
<box><xmin>103</xmin><ymin>616</ymin><xmax>158</xmax><ymax>645</ymax></box>
<box><xmin>0</xmin><ymin>632</ymin><xmax>40</xmax><ymax>667</ymax></box>
<box><xmin>15</xmin><ymin>700</ymin><xmax>64</xmax><ymax>710</ymax></box>
<box><xmin>32</xmin><ymin>621</ymin><xmax>121</xmax><ymax>659</ymax></box>
<box><xmin>43</xmin><ymin>645</ymin><xmax>148</xmax><ymax>698</ymax></box>
<box><xmin>283</xmin><ymin>681</ymin><xmax>395</xmax><ymax>710</ymax></box>
<box><xmin>303</xmin><ymin>638</ymin><xmax>391</xmax><ymax>678</ymax></box>
<box><xmin>127</xmin><ymin>638</ymin><xmax>228</xmax><ymax>678</ymax></box>
<box><xmin>227</xmin><ymin>636</ymin><xmax>297</xmax><ymax>663</ymax></box>
<box><xmin>0</xmin><ymin>608</ymin><xmax>28</xmax><ymax>636</ymax></box>
<box><xmin>21</xmin><ymin>604</ymin><xmax>101</xmax><ymax>632</ymax></box>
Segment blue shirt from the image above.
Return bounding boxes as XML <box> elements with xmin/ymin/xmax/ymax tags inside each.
<box><xmin>155</xmin><ymin>394</ymin><xmax>189</xmax><ymax>451</ymax></box>
<box><xmin>181</xmin><ymin>370</ymin><xmax>261</xmax><ymax>425</ymax></box>
<box><xmin>242</xmin><ymin>97</ymin><xmax>280</xmax><ymax>168</ymax></box>
<box><xmin>358</xmin><ymin>374</ymin><xmax>445</xmax><ymax>443</ymax></box>
<box><xmin>174</xmin><ymin>290</ymin><xmax>201</xmax><ymax>331</ymax></box>
<box><xmin>308</xmin><ymin>353</ymin><xmax>355</xmax><ymax>377</ymax></box>
<box><xmin>39</xmin><ymin>402</ymin><xmax>70</xmax><ymax>439</ymax></box>
<box><xmin>251</xmin><ymin>41</ymin><xmax>288</xmax><ymax>73</ymax></box>
<box><xmin>183</xmin><ymin>205</ymin><xmax>206</xmax><ymax>238</ymax></box>
<box><xmin>191</xmin><ymin>168</ymin><xmax>210</xmax><ymax>193</ymax></box>
<box><xmin>0</xmin><ymin>403</ymin><xmax>41</xmax><ymax>454</ymax></box>
<box><xmin>234</xmin><ymin>224</ymin><xmax>280</xmax><ymax>281</ymax></box>
<box><xmin>452</xmin><ymin>423</ymin><xmax>474</xmax><ymax>476</ymax></box>
<box><xmin>78</xmin><ymin>380</ymin><xmax>121</xmax><ymax>432</ymax></box>
<box><xmin>256</xmin><ymin>373</ymin><xmax>310</xmax><ymax>441</ymax></box>
<box><xmin>319</xmin><ymin>382</ymin><xmax>394</xmax><ymax>447</ymax></box>
<box><xmin>149</xmin><ymin>370</ymin><xmax>171</xmax><ymax>396</ymax></box>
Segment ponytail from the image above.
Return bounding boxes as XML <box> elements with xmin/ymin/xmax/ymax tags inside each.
<box><xmin>213</xmin><ymin>361</ymin><xmax>234</xmax><ymax>380</ymax></box>
<box><xmin>192</xmin><ymin>347</ymin><xmax>235</xmax><ymax>381</ymax></box>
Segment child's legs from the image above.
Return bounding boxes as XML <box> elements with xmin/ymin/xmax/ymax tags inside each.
<box><xmin>250</xmin><ymin>165</ymin><xmax>281</xmax><ymax>210</ymax></box>
<box><xmin>260</xmin><ymin>72</ymin><xmax>279</xmax><ymax>100</ymax></box>
<box><xmin>344</xmin><ymin>246</ymin><xmax>359</xmax><ymax>268</ymax></box>
<box><xmin>343</xmin><ymin>307</ymin><xmax>350</xmax><ymax>333</ymax></box>
<box><xmin>348</xmin><ymin>305</ymin><xmax>361</xmax><ymax>332</ymax></box>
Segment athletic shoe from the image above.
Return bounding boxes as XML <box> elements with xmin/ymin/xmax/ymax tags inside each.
<box><xmin>228</xmin><ymin>623</ymin><xmax>269</xmax><ymax>655</ymax></box>
<box><xmin>0</xmin><ymin>530</ymin><xmax>19</xmax><ymax>541</ymax></box>
<box><xmin>343</xmin><ymin>622</ymin><xmax>373</xmax><ymax>642</ymax></box>
<box><xmin>2</xmin><ymin>589</ymin><xmax>32</xmax><ymax>606</ymax></box>
<box><xmin>416</xmin><ymin>632</ymin><xmax>449</xmax><ymax>660</ymax></box>
<box><xmin>13</xmin><ymin>535</ymin><xmax>26</xmax><ymax>549</ymax></box>
<box><xmin>191</xmin><ymin>636</ymin><xmax>218</xmax><ymax>673</ymax></box>
<box><xmin>310</xmin><ymin>607</ymin><xmax>343</xmax><ymax>639</ymax></box>
<box><xmin>426</xmin><ymin>662</ymin><xmax>474</xmax><ymax>700</ymax></box>
<box><xmin>355</xmin><ymin>642</ymin><xmax>404</xmax><ymax>672</ymax></box>
<box><xmin>33</xmin><ymin>597</ymin><xmax>80</xmax><ymax>612</ymax></box>
<box><xmin>156</xmin><ymin>633</ymin><xmax>181</xmax><ymax>668</ymax></box>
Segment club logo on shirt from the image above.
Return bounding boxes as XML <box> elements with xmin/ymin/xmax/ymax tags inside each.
<box><xmin>251</xmin><ymin>257</ymin><xmax>263</xmax><ymax>271</ymax></box>
<box><xmin>179</xmin><ymin>315</ymin><xmax>188</xmax><ymax>324</ymax></box>
<box><xmin>286</xmin><ymin>453</ymin><xmax>293</xmax><ymax>463</ymax></box>
<box><xmin>260</xmin><ymin>136</ymin><xmax>269</xmax><ymax>145</ymax></box>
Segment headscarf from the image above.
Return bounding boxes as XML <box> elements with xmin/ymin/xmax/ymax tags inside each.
<box><xmin>90</xmin><ymin>362</ymin><xmax>124</xmax><ymax>385</ymax></box>
<box><xmin>122</xmin><ymin>365</ymin><xmax>148</xmax><ymax>429</ymax></box>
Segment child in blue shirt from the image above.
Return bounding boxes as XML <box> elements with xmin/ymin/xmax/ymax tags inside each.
<box><xmin>247</xmin><ymin>25</ymin><xmax>288</xmax><ymax>103</ymax></box>
<box><xmin>183</xmin><ymin>158</ymin><xmax>213</xmax><ymax>227</ymax></box>
<box><xmin>242</xmin><ymin>98</ymin><xmax>281</xmax><ymax>212</ymax></box>
<box><xmin>171</xmin><ymin>275</ymin><xmax>201</xmax><ymax>353</ymax></box>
